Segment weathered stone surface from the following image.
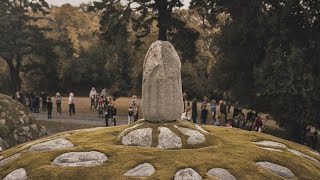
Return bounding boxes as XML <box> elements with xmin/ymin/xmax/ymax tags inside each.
<box><xmin>1</xmin><ymin>111</ymin><xmax>6</xmax><ymax>118</ymax></box>
<box><xmin>174</xmin><ymin>126</ymin><xmax>205</xmax><ymax>145</ymax></box>
<box><xmin>259</xmin><ymin>147</ymin><xmax>283</xmax><ymax>152</ymax></box>
<box><xmin>29</xmin><ymin>138</ymin><xmax>74</xmax><ymax>151</ymax></box>
<box><xmin>124</xmin><ymin>163</ymin><xmax>156</xmax><ymax>177</ymax></box>
<box><xmin>118</xmin><ymin>123</ymin><xmax>144</xmax><ymax>140</ymax></box>
<box><xmin>195</xmin><ymin>125</ymin><xmax>209</xmax><ymax>134</ymax></box>
<box><xmin>288</xmin><ymin>149</ymin><xmax>319</xmax><ymax>163</ymax></box>
<box><xmin>3</xmin><ymin>168</ymin><xmax>27</xmax><ymax>180</ymax></box>
<box><xmin>157</xmin><ymin>127</ymin><xmax>182</xmax><ymax>149</ymax></box>
<box><xmin>0</xmin><ymin>146</ymin><xmax>2</xmax><ymax>151</ymax></box>
<box><xmin>0</xmin><ymin>119</ymin><xmax>5</xmax><ymax>125</ymax></box>
<box><xmin>174</xmin><ymin>168</ymin><xmax>202</xmax><ymax>180</ymax></box>
<box><xmin>142</xmin><ymin>41</ymin><xmax>184</xmax><ymax>122</ymax></box>
<box><xmin>256</xmin><ymin>162</ymin><xmax>295</xmax><ymax>179</ymax></box>
<box><xmin>0</xmin><ymin>153</ymin><xmax>21</xmax><ymax>166</ymax></box>
<box><xmin>52</xmin><ymin>151</ymin><xmax>108</xmax><ymax>167</ymax></box>
<box><xmin>0</xmin><ymin>156</ymin><xmax>3</xmax><ymax>159</ymax></box>
<box><xmin>207</xmin><ymin>168</ymin><xmax>237</xmax><ymax>180</ymax></box>
<box><xmin>254</xmin><ymin>140</ymin><xmax>287</xmax><ymax>148</ymax></box>
<box><xmin>122</xmin><ymin>128</ymin><xmax>152</xmax><ymax>147</ymax></box>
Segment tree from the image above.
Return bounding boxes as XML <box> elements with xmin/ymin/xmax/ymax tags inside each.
<box><xmin>201</xmin><ymin>0</ymin><xmax>320</xmax><ymax>141</ymax></box>
<box><xmin>0</xmin><ymin>0</ymin><xmax>54</xmax><ymax>94</ymax></box>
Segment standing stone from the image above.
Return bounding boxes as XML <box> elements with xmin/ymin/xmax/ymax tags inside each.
<box><xmin>142</xmin><ymin>41</ymin><xmax>183</xmax><ymax>122</ymax></box>
<box><xmin>3</xmin><ymin>168</ymin><xmax>27</xmax><ymax>180</ymax></box>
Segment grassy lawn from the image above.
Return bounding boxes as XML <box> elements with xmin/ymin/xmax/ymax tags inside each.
<box><xmin>1</xmin><ymin>120</ymin><xmax>319</xmax><ymax>179</ymax></box>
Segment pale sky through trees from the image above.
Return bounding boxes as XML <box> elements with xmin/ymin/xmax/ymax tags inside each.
<box><xmin>46</xmin><ymin>0</ymin><xmax>191</xmax><ymax>7</ymax></box>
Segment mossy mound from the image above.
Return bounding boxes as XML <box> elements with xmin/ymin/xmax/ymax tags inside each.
<box><xmin>0</xmin><ymin>120</ymin><xmax>319</xmax><ymax>180</ymax></box>
<box><xmin>0</xmin><ymin>94</ymin><xmax>46</xmax><ymax>151</ymax></box>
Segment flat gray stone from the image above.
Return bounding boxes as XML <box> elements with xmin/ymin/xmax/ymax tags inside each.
<box><xmin>195</xmin><ymin>125</ymin><xmax>209</xmax><ymax>134</ymax></box>
<box><xmin>118</xmin><ymin>123</ymin><xmax>144</xmax><ymax>140</ymax></box>
<box><xmin>174</xmin><ymin>168</ymin><xmax>202</xmax><ymax>180</ymax></box>
<box><xmin>0</xmin><ymin>153</ymin><xmax>21</xmax><ymax>166</ymax></box>
<box><xmin>157</xmin><ymin>127</ymin><xmax>182</xmax><ymax>149</ymax></box>
<box><xmin>174</xmin><ymin>126</ymin><xmax>205</xmax><ymax>145</ymax></box>
<box><xmin>3</xmin><ymin>168</ymin><xmax>27</xmax><ymax>180</ymax></box>
<box><xmin>288</xmin><ymin>149</ymin><xmax>319</xmax><ymax>163</ymax></box>
<box><xmin>207</xmin><ymin>168</ymin><xmax>237</xmax><ymax>180</ymax></box>
<box><xmin>256</xmin><ymin>162</ymin><xmax>295</xmax><ymax>179</ymax></box>
<box><xmin>52</xmin><ymin>151</ymin><xmax>108</xmax><ymax>167</ymax></box>
<box><xmin>124</xmin><ymin>163</ymin><xmax>156</xmax><ymax>177</ymax></box>
<box><xmin>29</xmin><ymin>138</ymin><xmax>74</xmax><ymax>151</ymax></box>
<box><xmin>259</xmin><ymin>147</ymin><xmax>283</xmax><ymax>152</ymax></box>
<box><xmin>254</xmin><ymin>140</ymin><xmax>287</xmax><ymax>148</ymax></box>
<box><xmin>122</xmin><ymin>128</ymin><xmax>152</xmax><ymax>147</ymax></box>
<box><xmin>142</xmin><ymin>41</ymin><xmax>184</xmax><ymax>122</ymax></box>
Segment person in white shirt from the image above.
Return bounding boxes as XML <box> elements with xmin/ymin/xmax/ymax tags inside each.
<box><xmin>68</xmin><ymin>92</ymin><xmax>75</xmax><ymax>116</ymax></box>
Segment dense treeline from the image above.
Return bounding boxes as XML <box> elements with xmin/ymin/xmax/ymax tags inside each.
<box><xmin>196</xmin><ymin>0</ymin><xmax>320</xmax><ymax>140</ymax></box>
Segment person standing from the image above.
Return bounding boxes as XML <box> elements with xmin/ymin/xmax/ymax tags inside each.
<box><xmin>220</xmin><ymin>101</ymin><xmax>228</xmax><ymax>123</ymax></box>
<box><xmin>191</xmin><ymin>98</ymin><xmax>198</xmax><ymax>123</ymax></box>
<box><xmin>47</xmin><ymin>97</ymin><xmax>53</xmax><ymax>119</ymax></box>
<box><xmin>128</xmin><ymin>106</ymin><xmax>134</xmax><ymax>124</ymax></box>
<box><xmin>201</xmin><ymin>104</ymin><xmax>208</xmax><ymax>125</ymax></box>
<box><xmin>55</xmin><ymin>92</ymin><xmax>62</xmax><ymax>115</ymax></box>
<box><xmin>211</xmin><ymin>100</ymin><xmax>217</xmax><ymax>123</ymax></box>
<box><xmin>89</xmin><ymin>87</ymin><xmax>97</xmax><ymax>109</ymax></box>
<box><xmin>183</xmin><ymin>92</ymin><xmax>188</xmax><ymax>110</ymax></box>
<box><xmin>41</xmin><ymin>92</ymin><xmax>47</xmax><ymax>111</ymax></box>
<box><xmin>68</xmin><ymin>92</ymin><xmax>75</xmax><ymax>116</ymax></box>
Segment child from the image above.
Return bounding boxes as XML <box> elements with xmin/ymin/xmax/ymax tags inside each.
<box><xmin>47</xmin><ymin>97</ymin><xmax>53</xmax><ymax>119</ymax></box>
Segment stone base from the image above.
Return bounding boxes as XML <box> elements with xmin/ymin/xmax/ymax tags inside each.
<box><xmin>118</xmin><ymin>120</ymin><xmax>208</xmax><ymax>149</ymax></box>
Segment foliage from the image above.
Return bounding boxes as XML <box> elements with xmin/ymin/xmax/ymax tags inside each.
<box><xmin>203</xmin><ymin>0</ymin><xmax>320</xmax><ymax>140</ymax></box>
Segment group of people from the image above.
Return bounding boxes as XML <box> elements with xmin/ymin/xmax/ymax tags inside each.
<box><xmin>15</xmin><ymin>90</ymin><xmax>74</xmax><ymax>119</ymax></box>
<box><xmin>89</xmin><ymin>87</ymin><xmax>117</xmax><ymax>126</ymax></box>
<box><xmin>182</xmin><ymin>95</ymin><xmax>264</xmax><ymax>132</ymax></box>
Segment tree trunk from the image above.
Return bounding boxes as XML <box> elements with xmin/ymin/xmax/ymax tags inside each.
<box><xmin>156</xmin><ymin>0</ymin><xmax>169</xmax><ymax>41</ymax></box>
<box><xmin>6</xmin><ymin>60</ymin><xmax>21</xmax><ymax>95</ymax></box>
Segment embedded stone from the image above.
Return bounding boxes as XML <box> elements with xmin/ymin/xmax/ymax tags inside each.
<box><xmin>142</xmin><ymin>41</ymin><xmax>184</xmax><ymax>122</ymax></box>
<box><xmin>195</xmin><ymin>125</ymin><xmax>209</xmax><ymax>134</ymax></box>
<box><xmin>207</xmin><ymin>168</ymin><xmax>237</xmax><ymax>180</ymax></box>
<box><xmin>157</xmin><ymin>127</ymin><xmax>182</xmax><ymax>149</ymax></box>
<box><xmin>0</xmin><ymin>119</ymin><xmax>5</xmax><ymax>125</ymax></box>
<box><xmin>118</xmin><ymin>123</ymin><xmax>145</xmax><ymax>140</ymax></box>
<box><xmin>3</xmin><ymin>168</ymin><xmax>27</xmax><ymax>180</ymax></box>
<box><xmin>288</xmin><ymin>149</ymin><xmax>319</xmax><ymax>163</ymax></box>
<box><xmin>309</xmin><ymin>150</ymin><xmax>320</xmax><ymax>156</ymax></box>
<box><xmin>52</xmin><ymin>151</ymin><xmax>108</xmax><ymax>167</ymax></box>
<box><xmin>29</xmin><ymin>138</ymin><xmax>74</xmax><ymax>151</ymax></box>
<box><xmin>0</xmin><ymin>153</ymin><xmax>21</xmax><ymax>166</ymax></box>
<box><xmin>1</xmin><ymin>112</ymin><xmax>6</xmax><ymax>118</ymax></box>
<box><xmin>254</xmin><ymin>140</ymin><xmax>287</xmax><ymax>148</ymax></box>
<box><xmin>124</xmin><ymin>163</ymin><xmax>156</xmax><ymax>177</ymax></box>
<box><xmin>259</xmin><ymin>147</ymin><xmax>283</xmax><ymax>152</ymax></box>
<box><xmin>122</xmin><ymin>128</ymin><xmax>152</xmax><ymax>147</ymax></box>
<box><xmin>256</xmin><ymin>162</ymin><xmax>295</xmax><ymax>179</ymax></box>
<box><xmin>174</xmin><ymin>168</ymin><xmax>202</xmax><ymax>180</ymax></box>
<box><xmin>174</xmin><ymin>126</ymin><xmax>205</xmax><ymax>145</ymax></box>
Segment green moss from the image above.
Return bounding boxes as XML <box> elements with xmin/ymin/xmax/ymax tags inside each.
<box><xmin>0</xmin><ymin>120</ymin><xmax>319</xmax><ymax>180</ymax></box>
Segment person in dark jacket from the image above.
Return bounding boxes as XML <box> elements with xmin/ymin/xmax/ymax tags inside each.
<box><xmin>41</xmin><ymin>92</ymin><xmax>47</xmax><ymax>111</ymax></box>
<box><xmin>33</xmin><ymin>95</ymin><xmax>40</xmax><ymax>113</ymax></box>
<box><xmin>201</xmin><ymin>104</ymin><xmax>208</xmax><ymax>125</ymax></box>
<box><xmin>47</xmin><ymin>97</ymin><xmax>53</xmax><ymax>119</ymax></box>
<box><xmin>220</xmin><ymin>101</ymin><xmax>227</xmax><ymax>123</ymax></box>
<box><xmin>191</xmin><ymin>98</ymin><xmax>198</xmax><ymax>123</ymax></box>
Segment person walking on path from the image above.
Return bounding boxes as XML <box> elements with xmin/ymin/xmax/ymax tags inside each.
<box><xmin>220</xmin><ymin>100</ymin><xmax>228</xmax><ymax>123</ymax></box>
<box><xmin>47</xmin><ymin>97</ymin><xmax>53</xmax><ymax>119</ymax></box>
<box><xmin>68</xmin><ymin>92</ymin><xmax>75</xmax><ymax>116</ymax></box>
<box><xmin>191</xmin><ymin>98</ymin><xmax>198</xmax><ymax>123</ymax></box>
<box><xmin>55</xmin><ymin>92</ymin><xmax>62</xmax><ymax>115</ymax></box>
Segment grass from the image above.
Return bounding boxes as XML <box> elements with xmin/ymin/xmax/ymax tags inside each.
<box><xmin>0</xmin><ymin>120</ymin><xmax>319</xmax><ymax>180</ymax></box>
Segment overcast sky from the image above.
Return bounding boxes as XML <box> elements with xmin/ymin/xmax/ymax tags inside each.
<box><xmin>46</xmin><ymin>0</ymin><xmax>190</xmax><ymax>7</ymax></box>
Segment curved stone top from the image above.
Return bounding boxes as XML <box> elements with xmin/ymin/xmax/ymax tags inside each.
<box><xmin>256</xmin><ymin>161</ymin><xmax>295</xmax><ymax>179</ymax></box>
<box><xmin>3</xmin><ymin>168</ymin><xmax>27</xmax><ymax>180</ymax></box>
<box><xmin>142</xmin><ymin>41</ymin><xmax>184</xmax><ymax>122</ymax></box>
